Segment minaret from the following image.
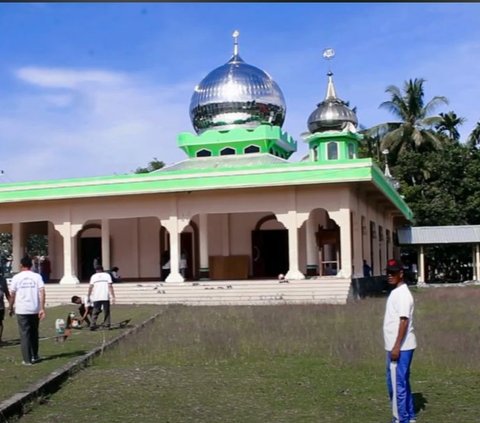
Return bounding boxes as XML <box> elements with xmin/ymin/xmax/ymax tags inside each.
<box><xmin>304</xmin><ymin>48</ymin><xmax>362</xmax><ymax>163</ymax></box>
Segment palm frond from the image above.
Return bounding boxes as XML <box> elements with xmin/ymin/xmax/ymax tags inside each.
<box><xmin>424</xmin><ymin>96</ymin><xmax>449</xmax><ymax>115</ymax></box>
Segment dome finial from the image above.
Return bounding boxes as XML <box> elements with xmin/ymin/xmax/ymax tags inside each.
<box><xmin>322</xmin><ymin>48</ymin><xmax>337</xmax><ymax>100</ymax></box>
<box><xmin>326</xmin><ymin>71</ymin><xmax>337</xmax><ymax>100</ymax></box>
<box><xmin>232</xmin><ymin>30</ymin><xmax>240</xmax><ymax>56</ymax></box>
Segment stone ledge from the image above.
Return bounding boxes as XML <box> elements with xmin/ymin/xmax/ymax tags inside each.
<box><xmin>0</xmin><ymin>309</ymin><xmax>166</xmax><ymax>422</ymax></box>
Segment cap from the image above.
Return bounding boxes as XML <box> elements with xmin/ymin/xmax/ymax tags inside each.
<box><xmin>386</xmin><ymin>258</ymin><xmax>402</xmax><ymax>274</ymax></box>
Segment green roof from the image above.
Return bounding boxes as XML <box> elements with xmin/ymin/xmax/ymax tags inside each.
<box><xmin>0</xmin><ymin>157</ymin><xmax>413</xmax><ymax>220</ymax></box>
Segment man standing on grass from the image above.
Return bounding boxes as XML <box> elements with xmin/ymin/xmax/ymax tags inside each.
<box><xmin>383</xmin><ymin>258</ymin><xmax>417</xmax><ymax>423</ymax></box>
<box><xmin>8</xmin><ymin>256</ymin><xmax>46</xmax><ymax>365</ymax></box>
<box><xmin>87</xmin><ymin>265</ymin><xmax>115</xmax><ymax>330</ymax></box>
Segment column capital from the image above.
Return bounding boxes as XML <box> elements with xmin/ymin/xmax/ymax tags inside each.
<box><xmin>275</xmin><ymin>211</ymin><xmax>309</xmax><ymax>229</ymax></box>
<box><xmin>160</xmin><ymin>216</ymin><xmax>191</xmax><ymax>233</ymax></box>
<box><xmin>54</xmin><ymin>222</ymin><xmax>83</xmax><ymax>238</ymax></box>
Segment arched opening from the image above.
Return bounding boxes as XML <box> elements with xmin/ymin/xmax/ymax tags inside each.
<box><xmin>252</xmin><ymin>214</ymin><xmax>288</xmax><ymax>278</ymax></box>
<box><xmin>220</xmin><ymin>147</ymin><xmax>235</xmax><ymax>156</ymax></box>
<box><xmin>77</xmin><ymin>223</ymin><xmax>102</xmax><ymax>281</ymax></box>
<box><xmin>316</xmin><ymin>215</ymin><xmax>340</xmax><ymax>276</ymax></box>
<box><xmin>197</xmin><ymin>149</ymin><xmax>212</xmax><ymax>157</ymax></box>
<box><xmin>244</xmin><ymin>145</ymin><xmax>260</xmax><ymax>154</ymax></box>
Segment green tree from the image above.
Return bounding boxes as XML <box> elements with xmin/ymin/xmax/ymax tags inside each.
<box><xmin>467</xmin><ymin>121</ymin><xmax>480</xmax><ymax>149</ymax></box>
<box><xmin>435</xmin><ymin>111</ymin><xmax>465</xmax><ymax>142</ymax></box>
<box><xmin>365</xmin><ymin>78</ymin><xmax>448</xmax><ymax>163</ymax></box>
<box><xmin>134</xmin><ymin>157</ymin><xmax>165</xmax><ymax>174</ymax></box>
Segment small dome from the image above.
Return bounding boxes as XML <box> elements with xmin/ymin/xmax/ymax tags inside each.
<box><xmin>307</xmin><ymin>72</ymin><xmax>358</xmax><ymax>133</ymax></box>
<box><xmin>189</xmin><ymin>32</ymin><xmax>286</xmax><ymax>134</ymax></box>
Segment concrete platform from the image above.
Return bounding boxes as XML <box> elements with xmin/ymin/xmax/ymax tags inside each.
<box><xmin>44</xmin><ymin>277</ymin><xmax>354</xmax><ymax>307</ymax></box>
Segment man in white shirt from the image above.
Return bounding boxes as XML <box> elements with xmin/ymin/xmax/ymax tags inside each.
<box><xmin>87</xmin><ymin>265</ymin><xmax>115</xmax><ymax>331</ymax></box>
<box><xmin>8</xmin><ymin>256</ymin><xmax>46</xmax><ymax>365</ymax></box>
<box><xmin>383</xmin><ymin>258</ymin><xmax>417</xmax><ymax>423</ymax></box>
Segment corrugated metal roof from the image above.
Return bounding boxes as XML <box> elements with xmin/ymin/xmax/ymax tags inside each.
<box><xmin>397</xmin><ymin>225</ymin><xmax>480</xmax><ymax>245</ymax></box>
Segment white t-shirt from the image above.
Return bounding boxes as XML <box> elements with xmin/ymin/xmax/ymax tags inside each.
<box><xmin>89</xmin><ymin>272</ymin><xmax>112</xmax><ymax>302</ymax></box>
<box><xmin>82</xmin><ymin>295</ymin><xmax>93</xmax><ymax>308</ymax></box>
<box><xmin>10</xmin><ymin>270</ymin><xmax>45</xmax><ymax>314</ymax></box>
<box><xmin>383</xmin><ymin>283</ymin><xmax>417</xmax><ymax>351</ymax></box>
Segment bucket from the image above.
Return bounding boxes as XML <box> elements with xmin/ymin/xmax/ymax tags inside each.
<box><xmin>55</xmin><ymin>318</ymin><xmax>66</xmax><ymax>335</ymax></box>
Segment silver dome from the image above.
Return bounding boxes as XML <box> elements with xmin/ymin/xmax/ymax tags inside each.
<box><xmin>307</xmin><ymin>72</ymin><xmax>358</xmax><ymax>133</ymax></box>
<box><xmin>189</xmin><ymin>34</ymin><xmax>286</xmax><ymax>134</ymax></box>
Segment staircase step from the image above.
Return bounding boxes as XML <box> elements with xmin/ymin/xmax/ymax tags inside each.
<box><xmin>43</xmin><ymin>279</ymin><xmax>352</xmax><ymax>307</ymax></box>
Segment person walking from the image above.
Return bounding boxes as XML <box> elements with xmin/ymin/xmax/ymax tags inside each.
<box><xmin>383</xmin><ymin>258</ymin><xmax>417</xmax><ymax>423</ymax></box>
<box><xmin>87</xmin><ymin>265</ymin><xmax>115</xmax><ymax>330</ymax></box>
<box><xmin>8</xmin><ymin>256</ymin><xmax>46</xmax><ymax>365</ymax></box>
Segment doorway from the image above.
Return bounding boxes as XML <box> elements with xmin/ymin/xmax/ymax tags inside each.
<box><xmin>251</xmin><ymin>229</ymin><xmax>288</xmax><ymax>278</ymax></box>
<box><xmin>79</xmin><ymin>237</ymin><xmax>101</xmax><ymax>281</ymax></box>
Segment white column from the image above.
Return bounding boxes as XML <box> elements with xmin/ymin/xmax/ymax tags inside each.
<box><xmin>418</xmin><ymin>245</ymin><xmax>425</xmax><ymax>284</ymax></box>
<box><xmin>352</xmin><ymin>213</ymin><xmax>363</xmax><ymax>278</ymax></box>
<box><xmin>161</xmin><ymin>217</ymin><xmax>190</xmax><ymax>283</ymax></box>
<box><xmin>55</xmin><ymin>222</ymin><xmax>82</xmax><ymax>284</ymax></box>
<box><xmin>12</xmin><ymin>222</ymin><xmax>24</xmax><ymax>273</ymax></box>
<box><xmin>199</xmin><ymin>214</ymin><xmax>209</xmax><ymax>279</ymax></box>
<box><xmin>329</xmin><ymin>209</ymin><xmax>352</xmax><ymax>278</ymax></box>
<box><xmin>101</xmin><ymin>218</ymin><xmax>110</xmax><ymax>271</ymax></box>
<box><xmin>306</xmin><ymin>215</ymin><xmax>318</xmax><ymax>277</ymax></box>
<box><xmin>475</xmin><ymin>244</ymin><xmax>480</xmax><ymax>281</ymax></box>
<box><xmin>47</xmin><ymin>222</ymin><xmax>56</xmax><ymax>279</ymax></box>
<box><xmin>276</xmin><ymin>211</ymin><xmax>305</xmax><ymax>280</ymax></box>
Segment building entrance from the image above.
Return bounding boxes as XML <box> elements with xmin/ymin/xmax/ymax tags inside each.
<box><xmin>251</xmin><ymin>229</ymin><xmax>288</xmax><ymax>278</ymax></box>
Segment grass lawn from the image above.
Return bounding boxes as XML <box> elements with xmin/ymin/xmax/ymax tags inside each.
<box><xmin>0</xmin><ymin>304</ymin><xmax>161</xmax><ymax>401</ymax></box>
<box><xmin>10</xmin><ymin>287</ymin><xmax>480</xmax><ymax>422</ymax></box>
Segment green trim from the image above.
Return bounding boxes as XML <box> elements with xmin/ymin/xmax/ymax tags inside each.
<box><xmin>0</xmin><ymin>156</ymin><xmax>412</xmax><ymax>221</ymax></box>
<box><xmin>306</xmin><ymin>131</ymin><xmax>363</xmax><ymax>163</ymax></box>
<box><xmin>177</xmin><ymin>125</ymin><xmax>297</xmax><ymax>159</ymax></box>
<box><xmin>371</xmin><ymin>164</ymin><xmax>413</xmax><ymax>221</ymax></box>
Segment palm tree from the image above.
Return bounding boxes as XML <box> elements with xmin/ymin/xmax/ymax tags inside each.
<box><xmin>467</xmin><ymin>121</ymin><xmax>480</xmax><ymax>149</ymax></box>
<box><xmin>436</xmin><ymin>111</ymin><xmax>465</xmax><ymax>142</ymax></box>
<box><xmin>365</xmin><ymin>78</ymin><xmax>448</xmax><ymax>160</ymax></box>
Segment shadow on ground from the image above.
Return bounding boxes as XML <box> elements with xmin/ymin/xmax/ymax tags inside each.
<box><xmin>414</xmin><ymin>392</ymin><xmax>428</xmax><ymax>415</ymax></box>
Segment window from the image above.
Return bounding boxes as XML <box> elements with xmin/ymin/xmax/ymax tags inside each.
<box><xmin>196</xmin><ymin>149</ymin><xmax>212</xmax><ymax>157</ymax></box>
<box><xmin>327</xmin><ymin>142</ymin><xmax>338</xmax><ymax>160</ymax></box>
<box><xmin>220</xmin><ymin>147</ymin><xmax>235</xmax><ymax>156</ymax></box>
<box><xmin>348</xmin><ymin>142</ymin><xmax>356</xmax><ymax>159</ymax></box>
<box><xmin>245</xmin><ymin>145</ymin><xmax>260</xmax><ymax>154</ymax></box>
<box><xmin>312</xmin><ymin>146</ymin><xmax>318</xmax><ymax>161</ymax></box>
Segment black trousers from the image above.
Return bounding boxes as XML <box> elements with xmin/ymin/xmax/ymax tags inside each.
<box><xmin>17</xmin><ymin>314</ymin><xmax>40</xmax><ymax>363</ymax></box>
<box><xmin>79</xmin><ymin>304</ymin><xmax>93</xmax><ymax>326</ymax></box>
<box><xmin>92</xmin><ymin>301</ymin><xmax>111</xmax><ymax>327</ymax></box>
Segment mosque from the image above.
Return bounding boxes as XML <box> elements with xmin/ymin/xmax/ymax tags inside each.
<box><xmin>0</xmin><ymin>33</ymin><xmax>412</xmax><ymax>285</ymax></box>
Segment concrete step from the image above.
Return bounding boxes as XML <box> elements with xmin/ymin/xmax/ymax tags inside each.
<box><xmin>43</xmin><ymin>279</ymin><xmax>353</xmax><ymax>307</ymax></box>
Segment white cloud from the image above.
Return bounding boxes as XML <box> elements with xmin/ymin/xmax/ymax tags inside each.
<box><xmin>0</xmin><ymin>66</ymin><xmax>195</xmax><ymax>182</ymax></box>
<box><xmin>16</xmin><ymin>67</ymin><xmax>127</xmax><ymax>89</ymax></box>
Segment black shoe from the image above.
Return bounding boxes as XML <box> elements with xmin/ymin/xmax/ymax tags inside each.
<box><xmin>90</xmin><ymin>325</ymin><xmax>97</xmax><ymax>331</ymax></box>
<box><xmin>31</xmin><ymin>356</ymin><xmax>43</xmax><ymax>364</ymax></box>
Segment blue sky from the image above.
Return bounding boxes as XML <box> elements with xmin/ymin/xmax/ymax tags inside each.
<box><xmin>1</xmin><ymin>3</ymin><xmax>479</xmax><ymax>182</ymax></box>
